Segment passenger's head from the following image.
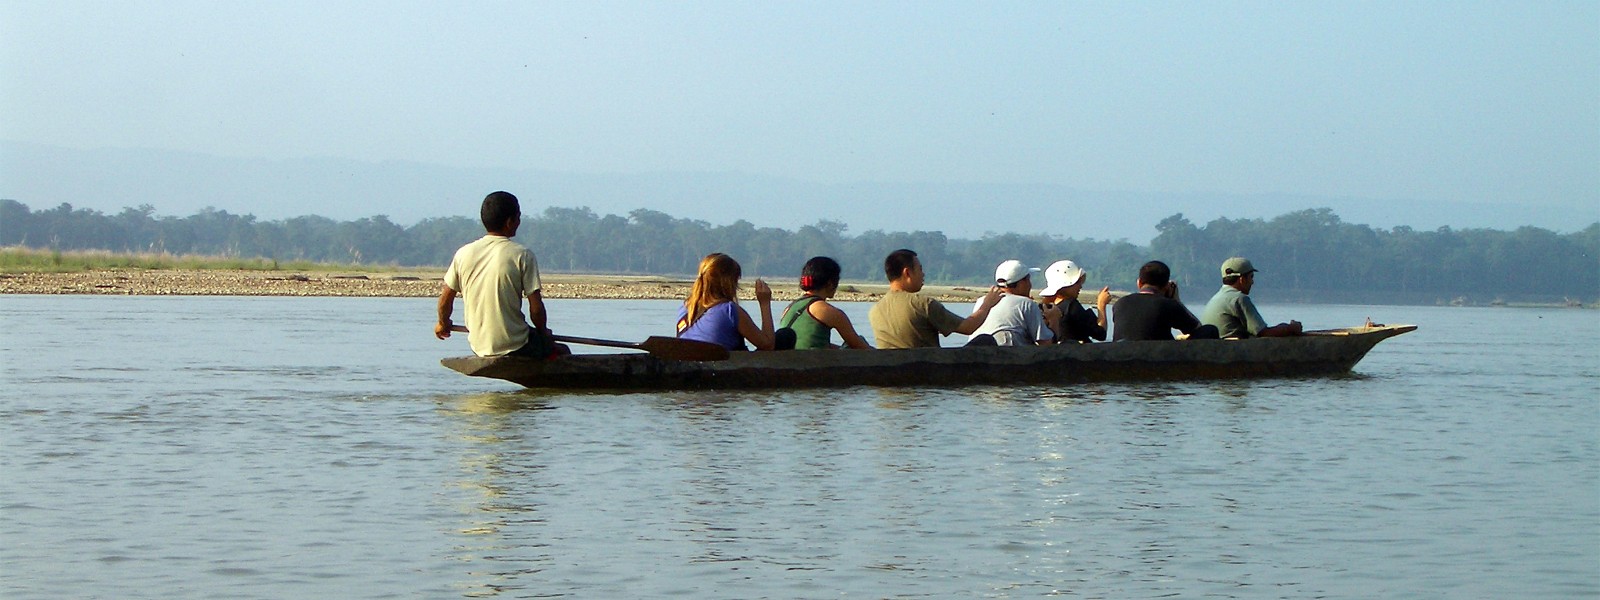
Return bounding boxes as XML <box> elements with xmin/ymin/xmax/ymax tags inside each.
<box><xmin>994</xmin><ymin>260</ymin><xmax>1039</xmax><ymax>295</ymax></box>
<box><xmin>884</xmin><ymin>249</ymin><xmax>918</xmax><ymax>282</ymax></box>
<box><xmin>1220</xmin><ymin>257</ymin><xmax>1258</xmax><ymax>289</ymax></box>
<box><xmin>1137</xmin><ymin>260</ymin><xmax>1171</xmax><ymax>289</ymax></box>
<box><xmin>480</xmin><ymin>191</ymin><xmax>521</xmax><ymax>233</ymax></box>
<box><xmin>800</xmin><ymin>256</ymin><xmax>842</xmax><ymax>293</ymax></box>
<box><xmin>686</xmin><ymin>253</ymin><xmax>742</xmax><ymax>322</ymax></box>
<box><xmin>883</xmin><ymin>248</ymin><xmax>924</xmax><ymax>292</ymax></box>
<box><xmin>1040</xmin><ymin>260</ymin><xmax>1086</xmax><ymax>301</ymax></box>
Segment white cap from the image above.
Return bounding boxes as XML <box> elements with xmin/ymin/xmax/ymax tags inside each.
<box><xmin>994</xmin><ymin>259</ymin><xmax>1040</xmax><ymax>286</ymax></box>
<box><xmin>1040</xmin><ymin>260</ymin><xmax>1086</xmax><ymax>296</ymax></box>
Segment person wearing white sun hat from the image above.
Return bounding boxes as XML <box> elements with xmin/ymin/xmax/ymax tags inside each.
<box><xmin>1038</xmin><ymin>259</ymin><xmax>1111</xmax><ymax>343</ymax></box>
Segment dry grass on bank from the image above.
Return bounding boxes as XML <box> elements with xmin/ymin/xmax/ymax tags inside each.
<box><xmin>0</xmin><ymin>248</ymin><xmax>995</xmax><ymax>301</ymax></box>
<box><xmin>0</xmin><ymin>246</ymin><xmax>412</xmax><ymax>274</ymax></box>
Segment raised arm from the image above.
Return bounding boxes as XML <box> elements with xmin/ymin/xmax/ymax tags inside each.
<box><xmin>754</xmin><ymin>279</ymin><xmax>774</xmax><ymax>335</ymax></box>
<box><xmin>1095</xmin><ymin>287</ymin><xmax>1112</xmax><ymax>328</ymax></box>
<box><xmin>953</xmin><ymin>286</ymin><xmax>1004</xmax><ymax>335</ymax></box>
<box><xmin>736</xmin><ymin>279</ymin><xmax>777</xmax><ymax>350</ymax></box>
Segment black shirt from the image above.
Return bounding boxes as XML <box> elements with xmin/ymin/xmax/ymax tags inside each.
<box><xmin>1111</xmin><ymin>292</ymin><xmax>1203</xmax><ymax>341</ymax></box>
<box><xmin>1051</xmin><ymin>299</ymin><xmax>1106</xmax><ymax>343</ymax></box>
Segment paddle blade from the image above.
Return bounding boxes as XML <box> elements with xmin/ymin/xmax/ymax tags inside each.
<box><xmin>638</xmin><ymin>336</ymin><xmax>731</xmax><ymax>361</ymax></box>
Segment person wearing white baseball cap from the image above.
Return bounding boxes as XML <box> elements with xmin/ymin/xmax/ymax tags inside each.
<box><xmin>968</xmin><ymin>259</ymin><xmax>1057</xmax><ymax>346</ymax></box>
<box><xmin>1038</xmin><ymin>259</ymin><xmax>1111</xmax><ymax>343</ymax></box>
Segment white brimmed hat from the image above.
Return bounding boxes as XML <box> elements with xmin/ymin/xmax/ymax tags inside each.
<box><xmin>994</xmin><ymin>259</ymin><xmax>1040</xmax><ymax>286</ymax></box>
<box><xmin>1040</xmin><ymin>260</ymin><xmax>1086</xmax><ymax>296</ymax></box>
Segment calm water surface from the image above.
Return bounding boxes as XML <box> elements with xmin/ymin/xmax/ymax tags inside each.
<box><xmin>2</xmin><ymin>295</ymin><xmax>1596</xmax><ymax>599</ymax></box>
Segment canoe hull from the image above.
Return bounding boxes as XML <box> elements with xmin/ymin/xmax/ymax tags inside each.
<box><xmin>442</xmin><ymin>325</ymin><xmax>1416</xmax><ymax>391</ymax></box>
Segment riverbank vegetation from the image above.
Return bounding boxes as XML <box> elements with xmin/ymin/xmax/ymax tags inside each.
<box><xmin>0</xmin><ymin>246</ymin><xmax>390</xmax><ymax>274</ymax></box>
<box><xmin>2</xmin><ymin>199</ymin><xmax>1595</xmax><ymax>305</ymax></box>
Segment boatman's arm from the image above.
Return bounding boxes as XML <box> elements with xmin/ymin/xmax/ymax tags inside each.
<box><xmin>527</xmin><ymin>290</ymin><xmax>549</xmax><ymax>332</ymax></box>
<box><xmin>435</xmin><ymin>285</ymin><xmax>458</xmax><ymax>339</ymax></box>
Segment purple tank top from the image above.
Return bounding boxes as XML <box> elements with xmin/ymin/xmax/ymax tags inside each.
<box><xmin>676</xmin><ymin>301</ymin><xmax>747</xmax><ymax>350</ymax></box>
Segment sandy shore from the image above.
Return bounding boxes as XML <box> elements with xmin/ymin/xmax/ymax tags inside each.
<box><xmin>0</xmin><ymin>268</ymin><xmax>997</xmax><ymax>303</ymax></box>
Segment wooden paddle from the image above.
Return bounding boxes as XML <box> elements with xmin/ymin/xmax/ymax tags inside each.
<box><xmin>448</xmin><ymin>325</ymin><xmax>729</xmax><ymax>361</ymax></box>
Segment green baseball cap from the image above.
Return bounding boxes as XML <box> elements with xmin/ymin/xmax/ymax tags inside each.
<box><xmin>1221</xmin><ymin>257</ymin><xmax>1258</xmax><ymax>277</ymax></box>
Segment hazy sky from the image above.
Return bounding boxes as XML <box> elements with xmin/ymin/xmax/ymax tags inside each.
<box><xmin>3</xmin><ymin>1</ymin><xmax>1596</xmax><ymax>234</ymax></box>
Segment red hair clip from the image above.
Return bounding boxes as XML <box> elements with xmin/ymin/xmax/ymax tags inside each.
<box><xmin>800</xmin><ymin>275</ymin><xmax>814</xmax><ymax>289</ymax></box>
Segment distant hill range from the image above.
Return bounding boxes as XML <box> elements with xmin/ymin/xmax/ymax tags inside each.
<box><xmin>2</xmin><ymin>140</ymin><xmax>1591</xmax><ymax>242</ymax></box>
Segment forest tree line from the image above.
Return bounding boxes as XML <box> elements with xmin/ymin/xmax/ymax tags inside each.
<box><xmin>3</xmin><ymin>199</ymin><xmax>1596</xmax><ymax>304</ymax></box>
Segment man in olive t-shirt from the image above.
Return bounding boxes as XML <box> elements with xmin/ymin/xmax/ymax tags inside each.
<box><xmin>868</xmin><ymin>249</ymin><xmax>1002</xmax><ymax>349</ymax></box>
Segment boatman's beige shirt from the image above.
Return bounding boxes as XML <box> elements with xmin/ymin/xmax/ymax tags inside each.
<box><xmin>443</xmin><ymin>235</ymin><xmax>542</xmax><ymax>357</ymax></box>
<box><xmin>869</xmin><ymin>289</ymin><xmax>965</xmax><ymax>349</ymax></box>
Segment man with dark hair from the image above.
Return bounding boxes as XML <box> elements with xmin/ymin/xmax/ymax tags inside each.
<box><xmin>883</xmin><ymin>248</ymin><xmax>919</xmax><ymax>283</ymax></box>
<box><xmin>1200</xmin><ymin>257</ymin><xmax>1302</xmax><ymax>339</ymax></box>
<box><xmin>868</xmin><ymin>248</ymin><xmax>1003</xmax><ymax>349</ymax></box>
<box><xmin>1110</xmin><ymin>260</ymin><xmax>1217</xmax><ymax>341</ymax></box>
<box><xmin>434</xmin><ymin>191</ymin><xmax>561</xmax><ymax>358</ymax></box>
<box><xmin>480</xmin><ymin>190</ymin><xmax>521</xmax><ymax>231</ymax></box>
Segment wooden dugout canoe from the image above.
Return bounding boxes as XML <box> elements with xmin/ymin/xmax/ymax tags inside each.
<box><xmin>440</xmin><ymin>324</ymin><xmax>1417</xmax><ymax>391</ymax></box>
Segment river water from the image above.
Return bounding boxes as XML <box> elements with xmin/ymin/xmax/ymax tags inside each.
<box><xmin>2</xmin><ymin>295</ymin><xmax>1596</xmax><ymax>599</ymax></box>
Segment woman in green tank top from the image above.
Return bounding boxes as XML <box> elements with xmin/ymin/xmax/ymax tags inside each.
<box><xmin>779</xmin><ymin>257</ymin><xmax>874</xmax><ymax>350</ymax></box>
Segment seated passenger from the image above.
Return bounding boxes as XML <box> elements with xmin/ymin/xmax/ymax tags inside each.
<box><xmin>868</xmin><ymin>248</ymin><xmax>1003</xmax><ymax>349</ymax></box>
<box><xmin>1038</xmin><ymin>259</ymin><xmax>1110</xmax><ymax>343</ymax></box>
<box><xmin>969</xmin><ymin>260</ymin><xmax>1057</xmax><ymax>347</ymax></box>
<box><xmin>1110</xmin><ymin>260</ymin><xmax>1218</xmax><ymax>341</ymax></box>
<box><xmin>779</xmin><ymin>256</ymin><xmax>873</xmax><ymax>349</ymax></box>
<box><xmin>676</xmin><ymin>253</ymin><xmax>776</xmax><ymax>351</ymax></box>
<box><xmin>1200</xmin><ymin>257</ymin><xmax>1303</xmax><ymax>339</ymax></box>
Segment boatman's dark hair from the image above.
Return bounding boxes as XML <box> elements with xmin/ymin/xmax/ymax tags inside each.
<box><xmin>1139</xmin><ymin>260</ymin><xmax>1171</xmax><ymax>288</ymax></box>
<box><xmin>884</xmin><ymin>249</ymin><xmax>918</xmax><ymax>282</ymax></box>
<box><xmin>481</xmin><ymin>191</ymin><xmax>521</xmax><ymax>232</ymax></box>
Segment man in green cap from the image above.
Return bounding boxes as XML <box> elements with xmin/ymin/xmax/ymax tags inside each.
<box><xmin>1200</xmin><ymin>257</ymin><xmax>1303</xmax><ymax>339</ymax></box>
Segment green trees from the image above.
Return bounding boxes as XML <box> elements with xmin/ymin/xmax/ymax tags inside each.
<box><xmin>1147</xmin><ymin>209</ymin><xmax>1599</xmax><ymax>304</ymax></box>
<box><xmin>1</xmin><ymin>198</ymin><xmax>1594</xmax><ymax>303</ymax></box>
